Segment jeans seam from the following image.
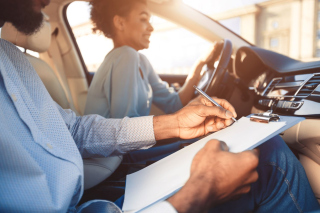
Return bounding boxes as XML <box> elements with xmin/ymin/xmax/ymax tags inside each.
<box><xmin>266</xmin><ymin>162</ymin><xmax>303</xmax><ymax>213</ymax></box>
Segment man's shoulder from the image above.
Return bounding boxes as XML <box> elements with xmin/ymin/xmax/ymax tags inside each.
<box><xmin>0</xmin><ymin>38</ymin><xmax>41</xmax><ymax>85</ymax></box>
<box><xmin>0</xmin><ymin>38</ymin><xmax>22</xmax><ymax>52</ymax></box>
<box><xmin>0</xmin><ymin>38</ymin><xmax>28</xmax><ymax>62</ymax></box>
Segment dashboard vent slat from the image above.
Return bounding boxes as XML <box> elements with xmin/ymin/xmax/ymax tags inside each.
<box><xmin>263</xmin><ymin>78</ymin><xmax>282</xmax><ymax>96</ymax></box>
<box><xmin>296</xmin><ymin>74</ymin><xmax>320</xmax><ymax>97</ymax></box>
<box><xmin>309</xmin><ymin>79</ymin><xmax>320</xmax><ymax>83</ymax></box>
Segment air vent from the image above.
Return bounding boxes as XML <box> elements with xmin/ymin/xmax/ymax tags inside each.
<box><xmin>296</xmin><ymin>74</ymin><xmax>320</xmax><ymax>97</ymax></box>
<box><xmin>263</xmin><ymin>78</ymin><xmax>282</xmax><ymax>96</ymax></box>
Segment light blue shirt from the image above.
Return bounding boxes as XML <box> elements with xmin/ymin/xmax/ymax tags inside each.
<box><xmin>0</xmin><ymin>39</ymin><xmax>177</xmax><ymax>212</ymax></box>
<box><xmin>84</xmin><ymin>46</ymin><xmax>183</xmax><ymax>118</ymax></box>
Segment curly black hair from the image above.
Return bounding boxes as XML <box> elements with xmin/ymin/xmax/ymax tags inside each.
<box><xmin>90</xmin><ymin>0</ymin><xmax>147</xmax><ymax>38</ymax></box>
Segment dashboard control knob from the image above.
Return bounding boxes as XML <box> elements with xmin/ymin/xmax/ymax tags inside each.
<box><xmin>290</xmin><ymin>102</ymin><xmax>303</xmax><ymax>109</ymax></box>
<box><xmin>258</xmin><ymin>99</ymin><xmax>273</xmax><ymax>107</ymax></box>
<box><xmin>276</xmin><ymin>101</ymin><xmax>303</xmax><ymax>109</ymax></box>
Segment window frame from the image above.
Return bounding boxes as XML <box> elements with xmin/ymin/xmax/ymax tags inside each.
<box><xmin>63</xmin><ymin>3</ymin><xmax>94</xmax><ymax>85</ymax></box>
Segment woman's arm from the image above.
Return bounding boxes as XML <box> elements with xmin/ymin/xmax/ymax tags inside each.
<box><xmin>144</xmin><ymin>55</ymin><xmax>183</xmax><ymax>114</ymax></box>
<box><xmin>178</xmin><ymin>43</ymin><xmax>219</xmax><ymax>106</ymax></box>
<box><xmin>178</xmin><ymin>60</ymin><xmax>205</xmax><ymax>106</ymax></box>
<box><xmin>107</xmin><ymin>47</ymin><xmax>143</xmax><ymax>118</ymax></box>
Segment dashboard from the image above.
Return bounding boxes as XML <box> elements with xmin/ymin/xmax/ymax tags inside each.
<box><xmin>227</xmin><ymin>46</ymin><xmax>320</xmax><ymax>202</ymax></box>
<box><xmin>234</xmin><ymin>46</ymin><xmax>320</xmax><ymax>117</ymax></box>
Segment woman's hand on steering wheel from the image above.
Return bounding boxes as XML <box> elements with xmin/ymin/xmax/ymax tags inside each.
<box><xmin>198</xmin><ymin>41</ymin><xmax>221</xmax><ymax>67</ymax></box>
<box><xmin>178</xmin><ymin>40</ymin><xmax>231</xmax><ymax>106</ymax></box>
<box><xmin>195</xmin><ymin>39</ymin><xmax>233</xmax><ymax>97</ymax></box>
<box><xmin>186</xmin><ymin>42</ymin><xmax>220</xmax><ymax>85</ymax></box>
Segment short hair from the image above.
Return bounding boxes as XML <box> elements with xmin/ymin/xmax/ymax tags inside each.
<box><xmin>90</xmin><ymin>0</ymin><xmax>147</xmax><ymax>38</ymax></box>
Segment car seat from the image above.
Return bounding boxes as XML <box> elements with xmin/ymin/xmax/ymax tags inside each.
<box><xmin>1</xmin><ymin>14</ymin><xmax>122</xmax><ymax>190</ymax></box>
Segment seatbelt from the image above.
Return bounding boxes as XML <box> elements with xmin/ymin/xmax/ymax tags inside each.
<box><xmin>44</xmin><ymin>29</ymin><xmax>78</xmax><ymax>114</ymax></box>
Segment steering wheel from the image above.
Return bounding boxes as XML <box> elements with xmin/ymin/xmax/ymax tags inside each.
<box><xmin>195</xmin><ymin>39</ymin><xmax>233</xmax><ymax>97</ymax></box>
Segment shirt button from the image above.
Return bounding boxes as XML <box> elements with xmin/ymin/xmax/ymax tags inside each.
<box><xmin>11</xmin><ymin>94</ymin><xmax>17</xmax><ymax>102</ymax></box>
<box><xmin>46</xmin><ymin>143</ymin><xmax>53</xmax><ymax>149</ymax></box>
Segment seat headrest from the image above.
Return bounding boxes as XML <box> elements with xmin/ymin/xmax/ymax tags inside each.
<box><xmin>1</xmin><ymin>13</ymin><xmax>51</xmax><ymax>53</ymax></box>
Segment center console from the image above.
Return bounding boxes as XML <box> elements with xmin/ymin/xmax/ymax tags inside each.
<box><xmin>254</xmin><ymin>73</ymin><xmax>320</xmax><ymax>117</ymax></box>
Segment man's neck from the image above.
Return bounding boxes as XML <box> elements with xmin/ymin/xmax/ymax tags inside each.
<box><xmin>0</xmin><ymin>20</ymin><xmax>5</xmax><ymax>28</ymax></box>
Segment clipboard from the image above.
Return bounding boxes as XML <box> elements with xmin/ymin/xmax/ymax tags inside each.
<box><xmin>122</xmin><ymin>115</ymin><xmax>305</xmax><ymax>213</ymax></box>
<box><xmin>250</xmin><ymin>110</ymin><xmax>280</xmax><ymax>123</ymax></box>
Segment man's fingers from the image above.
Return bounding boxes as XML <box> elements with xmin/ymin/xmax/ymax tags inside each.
<box><xmin>198</xmin><ymin>105</ymin><xmax>233</xmax><ymax>120</ymax></box>
<box><xmin>215</xmin><ymin>117</ymin><xmax>235</xmax><ymax>128</ymax></box>
<box><xmin>205</xmin><ymin>140</ymin><xmax>229</xmax><ymax>152</ymax></box>
<box><xmin>240</xmin><ymin>151</ymin><xmax>259</xmax><ymax>168</ymax></box>
<box><xmin>237</xmin><ymin>185</ymin><xmax>252</xmax><ymax>195</ymax></box>
<box><xmin>233</xmin><ymin>173</ymin><xmax>258</xmax><ymax>197</ymax></box>
<box><xmin>213</xmin><ymin>98</ymin><xmax>237</xmax><ymax>118</ymax></box>
<box><xmin>224</xmin><ymin>119</ymin><xmax>234</xmax><ymax>127</ymax></box>
<box><xmin>251</xmin><ymin>148</ymin><xmax>260</xmax><ymax>157</ymax></box>
<box><xmin>204</xmin><ymin>116</ymin><xmax>234</xmax><ymax>133</ymax></box>
<box><xmin>198</xmin><ymin>96</ymin><xmax>237</xmax><ymax>118</ymax></box>
<box><xmin>205</xmin><ymin>118</ymin><xmax>220</xmax><ymax>132</ymax></box>
<box><xmin>246</xmin><ymin>171</ymin><xmax>259</xmax><ymax>184</ymax></box>
<box><xmin>211</xmin><ymin>117</ymin><xmax>225</xmax><ymax>130</ymax></box>
<box><xmin>220</xmin><ymin>141</ymin><xmax>229</xmax><ymax>151</ymax></box>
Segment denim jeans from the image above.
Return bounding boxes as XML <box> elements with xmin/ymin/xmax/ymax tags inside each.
<box><xmin>210</xmin><ymin>136</ymin><xmax>320</xmax><ymax>212</ymax></box>
<box><xmin>117</xmin><ymin>136</ymin><xmax>320</xmax><ymax>212</ymax></box>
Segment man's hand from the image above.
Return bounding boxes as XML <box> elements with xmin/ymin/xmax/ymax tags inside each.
<box><xmin>167</xmin><ymin>140</ymin><xmax>259</xmax><ymax>213</ymax></box>
<box><xmin>153</xmin><ymin>95</ymin><xmax>237</xmax><ymax>140</ymax></box>
<box><xmin>176</xmin><ymin>95</ymin><xmax>237</xmax><ymax>139</ymax></box>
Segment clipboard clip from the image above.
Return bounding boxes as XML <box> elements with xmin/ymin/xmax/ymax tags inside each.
<box><xmin>250</xmin><ymin>110</ymin><xmax>280</xmax><ymax>123</ymax></box>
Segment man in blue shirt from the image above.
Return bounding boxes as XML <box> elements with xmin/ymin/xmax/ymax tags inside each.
<box><xmin>0</xmin><ymin>0</ymin><xmax>319</xmax><ymax>212</ymax></box>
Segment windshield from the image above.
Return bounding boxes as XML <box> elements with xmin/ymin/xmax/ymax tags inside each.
<box><xmin>184</xmin><ymin>0</ymin><xmax>320</xmax><ymax>62</ymax></box>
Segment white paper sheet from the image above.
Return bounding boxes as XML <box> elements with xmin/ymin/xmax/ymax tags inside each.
<box><xmin>122</xmin><ymin>116</ymin><xmax>304</xmax><ymax>212</ymax></box>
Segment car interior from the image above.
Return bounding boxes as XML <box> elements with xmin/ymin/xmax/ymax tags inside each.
<box><xmin>1</xmin><ymin>0</ymin><xmax>320</xmax><ymax>205</ymax></box>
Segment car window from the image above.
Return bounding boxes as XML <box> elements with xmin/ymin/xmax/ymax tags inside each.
<box><xmin>184</xmin><ymin>0</ymin><xmax>320</xmax><ymax>61</ymax></box>
<box><xmin>66</xmin><ymin>1</ymin><xmax>211</xmax><ymax>75</ymax></box>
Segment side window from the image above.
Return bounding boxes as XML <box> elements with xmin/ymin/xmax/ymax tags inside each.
<box><xmin>140</xmin><ymin>17</ymin><xmax>211</xmax><ymax>75</ymax></box>
<box><xmin>66</xmin><ymin>1</ymin><xmax>211</xmax><ymax>74</ymax></box>
<box><xmin>67</xmin><ymin>1</ymin><xmax>113</xmax><ymax>72</ymax></box>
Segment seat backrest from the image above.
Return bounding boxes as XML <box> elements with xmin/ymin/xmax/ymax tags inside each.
<box><xmin>1</xmin><ymin>14</ymin><xmax>78</xmax><ymax>113</ymax></box>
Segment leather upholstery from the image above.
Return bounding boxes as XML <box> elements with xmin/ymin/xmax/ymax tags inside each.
<box><xmin>83</xmin><ymin>156</ymin><xmax>123</xmax><ymax>189</ymax></box>
<box><xmin>26</xmin><ymin>53</ymin><xmax>71</xmax><ymax>109</ymax></box>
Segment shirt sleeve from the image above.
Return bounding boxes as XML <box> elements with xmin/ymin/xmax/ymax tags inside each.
<box><xmin>139</xmin><ymin>201</ymin><xmax>178</xmax><ymax>213</ymax></box>
<box><xmin>107</xmin><ymin>48</ymin><xmax>143</xmax><ymax>118</ymax></box>
<box><xmin>142</xmin><ymin>55</ymin><xmax>183</xmax><ymax>114</ymax></box>
<box><xmin>55</xmin><ymin>103</ymin><xmax>156</xmax><ymax>158</ymax></box>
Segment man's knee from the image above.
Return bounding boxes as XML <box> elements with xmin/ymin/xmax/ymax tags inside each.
<box><xmin>258</xmin><ymin>136</ymin><xmax>298</xmax><ymax>167</ymax></box>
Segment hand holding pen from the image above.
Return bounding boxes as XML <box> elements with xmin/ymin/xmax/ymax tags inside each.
<box><xmin>173</xmin><ymin>88</ymin><xmax>238</xmax><ymax>138</ymax></box>
<box><xmin>194</xmin><ymin>85</ymin><xmax>237</xmax><ymax>124</ymax></box>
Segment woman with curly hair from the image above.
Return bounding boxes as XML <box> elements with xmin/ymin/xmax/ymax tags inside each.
<box><xmin>85</xmin><ymin>0</ymin><xmax>217</xmax><ymax>118</ymax></box>
<box><xmin>84</xmin><ymin>0</ymin><xmax>217</xmax><ymax>163</ymax></box>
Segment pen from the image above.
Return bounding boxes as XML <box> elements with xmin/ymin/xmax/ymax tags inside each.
<box><xmin>193</xmin><ymin>85</ymin><xmax>237</xmax><ymax>122</ymax></box>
